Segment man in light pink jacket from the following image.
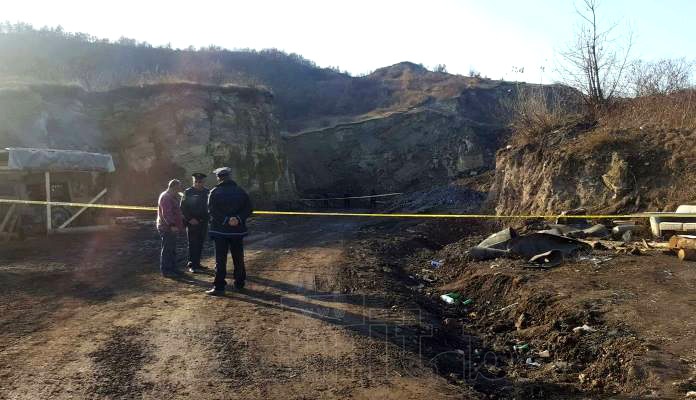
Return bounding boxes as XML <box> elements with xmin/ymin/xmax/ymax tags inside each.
<box><xmin>157</xmin><ymin>179</ymin><xmax>185</xmax><ymax>276</ymax></box>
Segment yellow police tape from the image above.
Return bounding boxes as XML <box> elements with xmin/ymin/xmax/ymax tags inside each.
<box><xmin>0</xmin><ymin>197</ymin><xmax>681</xmax><ymax>219</ymax></box>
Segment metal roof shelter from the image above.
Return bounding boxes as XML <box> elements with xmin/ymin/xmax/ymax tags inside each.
<box><xmin>0</xmin><ymin>147</ymin><xmax>115</xmax><ymax>172</ymax></box>
<box><xmin>0</xmin><ymin>148</ymin><xmax>116</xmax><ymax>237</ymax></box>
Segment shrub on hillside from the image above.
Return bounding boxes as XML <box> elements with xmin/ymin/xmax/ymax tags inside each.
<box><xmin>603</xmin><ymin>90</ymin><xmax>696</xmax><ymax>131</ymax></box>
<box><xmin>504</xmin><ymin>85</ymin><xmax>583</xmax><ymax>139</ymax></box>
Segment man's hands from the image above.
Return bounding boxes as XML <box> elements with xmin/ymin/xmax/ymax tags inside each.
<box><xmin>189</xmin><ymin>218</ymin><xmax>199</xmax><ymax>226</ymax></box>
<box><xmin>228</xmin><ymin>217</ymin><xmax>240</xmax><ymax>227</ymax></box>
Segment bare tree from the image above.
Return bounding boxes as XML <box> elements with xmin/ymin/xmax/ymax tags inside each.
<box><xmin>630</xmin><ymin>58</ymin><xmax>694</xmax><ymax>96</ymax></box>
<box><xmin>558</xmin><ymin>0</ymin><xmax>632</xmax><ymax>108</ymax></box>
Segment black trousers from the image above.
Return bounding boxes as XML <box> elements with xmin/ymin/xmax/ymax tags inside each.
<box><xmin>213</xmin><ymin>236</ymin><xmax>245</xmax><ymax>290</ymax></box>
<box><xmin>186</xmin><ymin>223</ymin><xmax>208</xmax><ymax>268</ymax></box>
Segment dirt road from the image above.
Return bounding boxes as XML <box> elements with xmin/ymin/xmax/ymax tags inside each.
<box><xmin>0</xmin><ymin>218</ymin><xmax>469</xmax><ymax>399</ymax></box>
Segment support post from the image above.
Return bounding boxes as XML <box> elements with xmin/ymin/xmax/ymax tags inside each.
<box><xmin>45</xmin><ymin>171</ymin><xmax>51</xmax><ymax>233</ymax></box>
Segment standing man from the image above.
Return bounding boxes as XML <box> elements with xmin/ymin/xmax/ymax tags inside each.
<box><xmin>181</xmin><ymin>173</ymin><xmax>210</xmax><ymax>273</ymax></box>
<box><xmin>156</xmin><ymin>179</ymin><xmax>184</xmax><ymax>276</ymax></box>
<box><xmin>206</xmin><ymin>167</ymin><xmax>253</xmax><ymax>296</ymax></box>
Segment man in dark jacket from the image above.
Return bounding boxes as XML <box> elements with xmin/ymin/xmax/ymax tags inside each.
<box><xmin>181</xmin><ymin>172</ymin><xmax>210</xmax><ymax>273</ymax></box>
<box><xmin>206</xmin><ymin>167</ymin><xmax>253</xmax><ymax>295</ymax></box>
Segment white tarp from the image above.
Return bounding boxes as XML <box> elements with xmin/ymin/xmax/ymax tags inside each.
<box><xmin>4</xmin><ymin>148</ymin><xmax>115</xmax><ymax>172</ymax></box>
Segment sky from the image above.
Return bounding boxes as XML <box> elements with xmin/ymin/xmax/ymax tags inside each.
<box><xmin>2</xmin><ymin>0</ymin><xmax>695</xmax><ymax>82</ymax></box>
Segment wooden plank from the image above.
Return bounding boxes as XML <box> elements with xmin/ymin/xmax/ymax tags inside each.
<box><xmin>45</xmin><ymin>171</ymin><xmax>51</xmax><ymax>233</ymax></box>
<box><xmin>668</xmin><ymin>235</ymin><xmax>696</xmax><ymax>250</ymax></box>
<box><xmin>8</xmin><ymin>214</ymin><xmax>19</xmax><ymax>234</ymax></box>
<box><xmin>2</xmin><ymin>215</ymin><xmax>19</xmax><ymax>241</ymax></box>
<box><xmin>58</xmin><ymin>188</ymin><xmax>107</xmax><ymax>229</ymax></box>
<box><xmin>0</xmin><ymin>204</ymin><xmax>16</xmax><ymax>232</ymax></box>
<box><xmin>678</xmin><ymin>248</ymin><xmax>696</xmax><ymax>261</ymax></box>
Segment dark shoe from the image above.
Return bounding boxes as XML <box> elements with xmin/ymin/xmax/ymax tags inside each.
<box><xmin>188</xmin><ymin>267</ymin><xmax>197</xmax><ymax>273</ymax></box>
<box><xmin>233</xmin><ymin>281</ymin><xmax>245</xmax><ymax>290</ymax></box>
<box><xmin>205</xmin><ymin>288</ymin><xmax>225</xmax><ymax>296</ymax></box>
<box><xmin>186</xmin><ymin>261</ymin><xmax>194</xmax><ymax>269</ymax></box>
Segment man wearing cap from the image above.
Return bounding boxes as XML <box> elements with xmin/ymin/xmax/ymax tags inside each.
<box><xmin>206</xmin><ymin>167</ymin><xmax>253</xmax><ymax>295</ymax></box>
<box><xmin>156</xmin><ymin>179</ymin><xmax>185</xmax><ymax>276</ymax></box>
<box><xmin>180</xmin><ymin>173</ymin><xmax>210</xmax><ymax>273</ymax></box>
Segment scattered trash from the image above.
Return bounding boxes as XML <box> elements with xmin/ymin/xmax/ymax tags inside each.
<box><xmin>578</xmin><ymin>255</ymin><xmax>613</xmax><ymax>266</ymax></box>
<box><xmin>469</xmin><ymin>227</ymin><xmax>590</xmax><ymax>262</ymax></box>
<box><xmin>542</xmin><ymin>223</ymin><xmax>609</xmax><ymax>239</ymax></box>
<box><xmin>686</xmin><ymin>391</ymin><xmax>696</xmax><ymax>398</ymax></box>
<box><xmin>584</xmin><ymin>240</ymin><xmax>609</xmax><ymax>250</ymax></box>
<box><xmin>538</xmin><ymin>350</ymin><xmax>551</xmax><ymax>358</ymax></box>
<box><xmin>497</xmin><ymin>302</ymin><xmax>519</xmax><ymax>313</ymax></box>
<box><xmin>440</xmin><ymin>295</ymin><xmax>473</xmax><ymax>306</ymax></box>
<box><xmin>612</xmin><ymin>224</ymin><xmax>642</xmax><ymax>240</ymax></box>
<box><xmin>649</xmin><ymin>205</ymin><xmax>696</xmax><ymax>237</ymax></box>
<box><xmin>572</xmin><ymin>324</ymin><xmax>596</xmax><ymax>333</ymax></box>
<box><xmin>421</xmin><ymin>274</ymin><xmax>437</xmax><ymax>283</ymax></box>
<box><xmin>527</xmin><ymin>249</ymin><xmax>564</xmax><ymax>269</ymax></box>
<box><xmin>553</xmin><ymin>361</ymin><xmax>572</xmax><ymax>371</ymax></box>
<box><xmin>440</xmin><ymin>292</ymin><xmax>462</xmax><ymax>304</ymax></box>
<box><xmin>429</xmin><ymin>259</ymin><xmax>444</xmax><ymax>268</ymax></box>
<box><xmin>615</xmin><ymin>245</ymin><xmax>643</xmax><ymax>256</ymax></box>
<box><xmin>409</xmin><ymin>283</ymin><xmax>425</xmax><ymax>291</ymax></box>
<box><xmin>513</xmin><ymin>343</ymin><xmax>529</xmax><ymax>352</ymax></box>
<box><xmin>526</xmin><ymin>357</ymin><xmax>541</xmax><ymax>367</ymax></box>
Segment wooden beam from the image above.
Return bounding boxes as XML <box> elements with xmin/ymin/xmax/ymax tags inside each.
<box><xmin>45</xmin><ymin>171</ymin><xmax>51</xmax><ymax>233</ymax></box>
<box><xmin>58</xmin><ymin>188</ymin><xmax>107</xmax><ymax>229</ymax></box>
<box><xmin>0</xmin><ymin>204</ymin><xmax>16</xmax><ymax>232</ymax></box>
<box><xmin>8</xmin><ymin>214</ymin><xmax>19</xmax><ymax>235</ymax></box>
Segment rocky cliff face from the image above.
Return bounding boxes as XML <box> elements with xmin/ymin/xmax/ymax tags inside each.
<box><xmin>489</xmin><ymin>109</ymin><xmax>696</xmax><ymax>215</ymax></box>
<box><xmin>0</xmin><ymin>83</ymin><xmax>295</xmax><ymax>204</ymax></box>
<box><xmin>285</xmin><ymin>79</ymin><xmax>520</xmax><ymax>195</ymax></box>
<box><xmin>286</xmin><ymin>107</ymin><xmax>504</xmax><ymax>194</ymax></box>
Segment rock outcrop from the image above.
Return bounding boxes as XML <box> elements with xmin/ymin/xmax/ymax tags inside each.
<box><xmin>285</xmin><ymin>77</ymin><xmax>523</xmax><ymax>195</ymax></box>
<box><xmin>286</xmin><ymin>107</ymin><xmax>503</xmax><ymax>194</ymax></box>
<box><xmin>0</xmin><ymin>83</ymin><xmax>295</xmax><ymax>205</ymax></box>
<box><xmin>489</xmin><ymin>104</ymin><xmax>696</xmax><ymax>215</ymax></box>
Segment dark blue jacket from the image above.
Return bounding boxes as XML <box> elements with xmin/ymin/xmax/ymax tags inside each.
<box><xmin>181</xmin><ymin>187</ymin><xmax>210</xmax><ymax>223</ymax></box>
<box><xmin>208</xmin><ymin>179</ymin><xmax>252</xmax><ymax>238</ymax></box>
